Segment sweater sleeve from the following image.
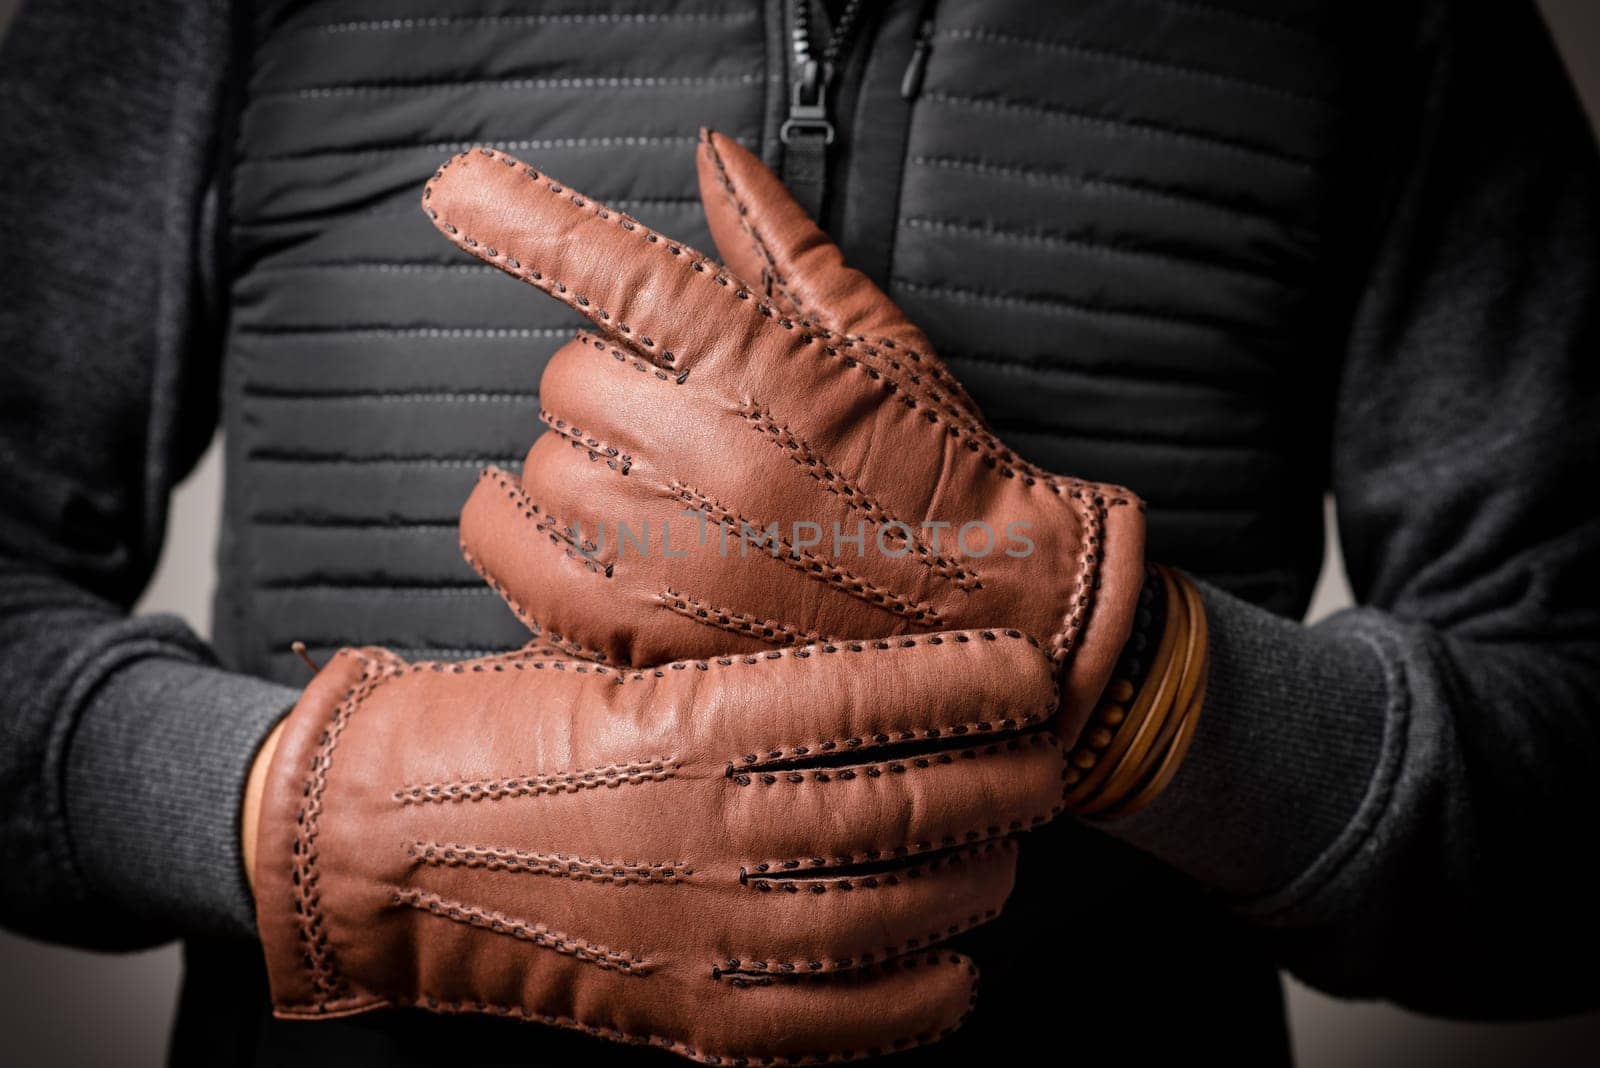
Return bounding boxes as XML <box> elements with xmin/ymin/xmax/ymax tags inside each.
<box><xmin>0</xmin><ymin>0</ymin><xmax>296</xmax><ymax>949</ymax></box>
<box><xmin>1099</xmin><ymin>0</ymin><xmax>1600</xmax><ymax>1018</ymax></box>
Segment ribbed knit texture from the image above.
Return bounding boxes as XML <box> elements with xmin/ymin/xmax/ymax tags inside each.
<box><xmin>65</xmin><ymin>654</ymin><xmax>295</xmax><ymax>938</ymax></box>
<box><xmin>1105</xmin><ymin>583</ymin><xmax>1388</xmax><ymax>900</ymax></box>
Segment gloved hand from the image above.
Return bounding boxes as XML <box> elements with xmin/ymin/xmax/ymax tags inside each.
<box><xmin>425</xmin><ymin>134</ymin><xmax>1145</xmax><ymax>743</ymax></box>
<box><xmin>251</xmin><ymin>633</ymin><xmax>1067</xmax><ymax>1062</ymax></box>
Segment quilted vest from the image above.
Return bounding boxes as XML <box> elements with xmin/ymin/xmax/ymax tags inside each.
<box><xmin>206</xmin><ymin>0</ymin><xmax>1417</xmax><ymax>1061</ymax></box>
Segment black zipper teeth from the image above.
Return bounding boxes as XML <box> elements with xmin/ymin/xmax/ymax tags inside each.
<box><xmin>792</xmin><ymin>0</ymin><xmax>812</xmax><ymax>64</ymax></box>
<box><xmin>822</xmin><ymin>0</ymin><xmax>867</xmax><ymax>71</ymax></box>
<box><xmin>790</xmin><ymin>0</ymin><xmax>868</xmax><ymax>86</ymax></box>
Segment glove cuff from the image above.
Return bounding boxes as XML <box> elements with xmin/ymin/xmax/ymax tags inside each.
<box><xmin>1053</xmin><ymin>485</ymin><xmax>1148</xmax><ymax>741</ymax></box>
<box><xmin>253</xmin><ymin>647</ymin><xmax>404</xmax><ymax>1018</ymax></box>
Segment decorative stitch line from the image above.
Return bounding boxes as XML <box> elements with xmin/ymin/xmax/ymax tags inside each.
<box><xmin>541</xmin><ymin>409</ymin><xmax>633</xmax><ymax>474</ymax></box>
<box><xmin>938</xmin><ymin>27</ymin><xmax>1334</xmax><ymax>107</ymax></box>
<box><xmin>236</xmin><ymin>325</ymin><xmax>569</xmax><ymax>339</ymax></box>
<box><xmin>657</xmin><ymin>588</ymin><xmax>825</xmax><ymax>647</ymax></box>
<box><xmin>393</xmin><ymin>889</ymin><xmax>648</xmax><ymax>974</ymax></box>
<box><xmin>251</xmin><ymin>134</ymin><xmax>713</xmax><ymax>165</ymax></box>
<box><xmin>671</xmin><ymin>481</ymin><xmax>941</xmax><ymax>626</ymax></box>
<box><xmin>1050</xmin><ymin>490</ymin><xmax>1105</xmax><ymax>669</ymax></box>
<box><xmin>891</xmin><ymin>277</ymin><xmax>1245</xmax><ymax>337</ymax></box>
<box><xmin>899</xmin><ymin>216</ymin><xmax>1288</xmax><ymax>288</ymax></box>
<box><xmin>306</xmin><ymin>12</ymin><xmax>758</xmax><ymax>34</ymax></box>
<box><xmin>909</xmin><ymin>154</ymin><xmax>1301</xmax><ymax>228</ymax></box>
<box><xmin>1151</xmin><ymin>0</ymin><xmax>1322</xmax><ymax>40</ymax></box>
<box><xmin>267</xmin><ymin>73</ymin><xmax>765</xmax><ymax>102</ymax></box>
<box><xmin>394</xmin><ymin>757</ymin><xmax>677</xmax><ymax>804</ymax></box>
<box><xmin>410</xmin><ymin>842</ymin><xmax>689</xmax><ymax>885</ymax></box>
<box><xmin>569</xmin><ymin>330</ymin><xmax>688</xmax><ymax>382</ymax></box>
<box><xmin>921</xmin><ymin>91</ymin><xmax>1318</xmax><ymax>171</ymax></box>
<box><xmin>369</xmin><ymin>628</ymin><xmax>1039</xmax><ymax>686</ymax></box>
<box><xmin>249</xmin><ymin>453</ymin><xmax>517</xmax><ymax>468</ymax></box>
<box><xmin>241</xmin><ymin>387</ymin><xmax>536</xmax><ymax>402</ymax></box>
<box><xmin>740</xmin><ymin>402</ymin><xmax>980</xmax><ymax>589</ymax></box>
<box><xmin>477</xmin><ymin>467</ymin><xmax>612</xmax><ymax>575</ymax></box>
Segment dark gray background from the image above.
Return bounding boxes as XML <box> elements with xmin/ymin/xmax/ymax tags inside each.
<box><xmin>2</xmin><ymin>0</ymin><xmax>1598</xmax><ymax>1064</ymax></box>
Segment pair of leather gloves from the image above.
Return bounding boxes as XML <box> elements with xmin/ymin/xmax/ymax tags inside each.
<box><xmin>249</xmin><ymin>133</ymin><xmax>1146</xmax><ymax>1063</ymax></box>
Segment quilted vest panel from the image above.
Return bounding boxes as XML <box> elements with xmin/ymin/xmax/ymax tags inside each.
<box><xmin>209</xmin><ymin>0</ymin><xmax>1415</xmax><ymax>1061</ymax></box>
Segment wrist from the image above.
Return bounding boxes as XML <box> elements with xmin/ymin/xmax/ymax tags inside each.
<box><xmin>1060</xmin><ymin>563</ymin><xmax>1209</xmax><ymax>818</ymax></box>
<box><xmin>241</xmin><ymin>716</ymin><xmax>289</xmax><ymax>895</ymax></box>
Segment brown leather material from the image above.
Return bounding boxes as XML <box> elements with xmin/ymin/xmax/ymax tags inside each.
<box><xmin>426</xmin><ymin>134</ymin><xmax>1146</xmax><ymax>741</ymax></box>
<box><xmin>253</xmin><ymin>633</ymin><xmax>1065</xmax><ymax>1062</ymax></box>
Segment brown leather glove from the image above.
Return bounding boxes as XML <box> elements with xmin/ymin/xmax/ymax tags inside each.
<box><xmin>426</xmin><ymin>135</ymin><xmax>1145</xmax><ymax>742</ymax></box>
<box><xmin>253</xmin><ymin>634</ymin><xmax>1066</xmax><ymax>1062</ymax></box>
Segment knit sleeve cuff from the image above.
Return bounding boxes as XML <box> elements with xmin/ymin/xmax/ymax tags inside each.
<box><xmin>63</xmin><ymin>640</ymin><xmax>298</xmax><ymax>939</ymax></box>
<box><xmin>1094</xmin><ymin>580</ymin><xmax>1396</xmax><ymax>905</ymax></box>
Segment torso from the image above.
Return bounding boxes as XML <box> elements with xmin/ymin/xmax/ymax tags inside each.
<box><xmin>203</xmin><ymin>1</ymin><xmax>1420</xmax><ymax>1061</ymax></box>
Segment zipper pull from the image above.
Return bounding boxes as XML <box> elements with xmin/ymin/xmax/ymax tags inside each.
<box><xmin>780</xmin><ymin>53</ymin><xmax>832</xmax><ymax>219</ymax></box>
<box><xmin>901</xmin><ymin>19</ymin><xmax>933</xmax><ymax>100</ymax></box>
<box><xmin>781</xmin><ymin>57</ymin><xmax>835</xmax><ymax>147</ymax></box>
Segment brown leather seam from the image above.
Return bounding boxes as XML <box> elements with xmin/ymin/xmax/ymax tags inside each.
<box><xmin>460</xmin><ymin>543</ymin><xmax>612</xmax><ymax>662</ymax></box>
<box><xmin>698</xmin><ymin>127</ymin><xmax>807</xmax><ymax>316</ymax></box>
<box><xmin>393</xmin><ymin>888</ymin><xmax>650</xmax><ymax>974</ymax></box>
<box><xmin>716</xmin><ymin>907</ymin><xmax>999</xmax><ymax>981</ymax></box>
<box><xmin>729</xmin><ymin>732</ymin><xmax>1060</xmax><ymax>787</ymax></box>
<box><xmin>613</xmin><ymin>628</ymin><xmax>1042</xmax><ymax>683</ymax></box>
<box><xmin>394</xmin><ymin>757</ymin><xmax>677</xmax><ymax>804</ymax></box>
<box><xmin>401</xmin><ymin>627</ymin><xmax>1042</xmax><ymax>687</ymax></box>
<box><xmin>477</xmin><ymin>467</ymin><xmax>612</xmax><ymax>575</ymax></box>
<box><xmin>571</xmin><ymin>329</ymin><xmax>691</xmax><ymax>383</ymax></box>
<box><xmin>514</xmin><ymin>641</ymin><xmax>577</xmax><ymax>660</ymax></box>
<box><xmin>728</xmin><ymin>672</ymin><xmax>1054</xmax><ymax>768</ymax></box>
<box><xmin>657</xmin><ymin>587</ymin><xmax>826</xmax><ymax>647</ymax></box>
<box><xmin>1047</xmin><ymin>488</ymin><xmax>1105</xmax><ymax>669</ymax></box>
<box><xmin>740</xmin><ymin>838</ymin><xmax>1016</xmax><ymax>894</ymax></box>
<box><xmin>410</xmin><ymin>841</ymin><xmax>691</xmax><ymax>884</ymax></box>
<box><xmin>540</xmin><ymin>408</ymin><xmax>633</xmax><ymax>475</ymax></box>
<box><xmin>341</xmin><ymin>952</ymin><xmax>980</xmax><ymax>1065</ymax></box>
<box><xmin>288</xmin><ymin>649</ymin><xmax>401</xmax><ymax>1008</ymax></box>
<box><xmin>740</xmin><ymin>402</ymin><xmax>981</xmax><ymax>589</ymax></box>
<box><xmin>671</xmin><ymin>481</ymin><xmax>941</xmax><ymax>626</ymax></box>
<box><xmin>744</xmin><ymin>828</ymin><xmax>1024</xmax><ymax>876</ymax></box>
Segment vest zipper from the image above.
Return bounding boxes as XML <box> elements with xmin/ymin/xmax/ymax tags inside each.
<box><xmin>780</xmin><ymin>0</ymin><xmax>869</xmax><ymax>220</ymax></box>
